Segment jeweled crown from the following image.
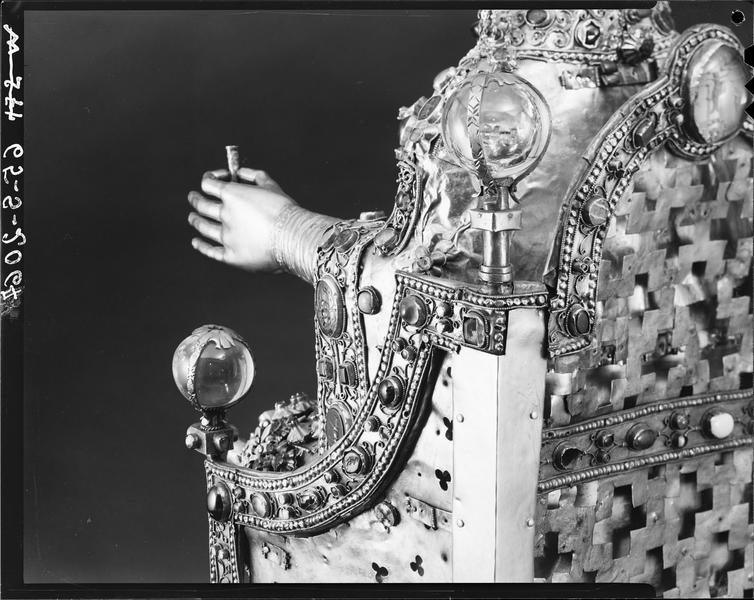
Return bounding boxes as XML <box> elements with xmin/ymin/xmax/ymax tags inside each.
<box><xmin>474</xmin><ymin>5</ymin><xmax>677</xmax><ymax>63</ymax></box>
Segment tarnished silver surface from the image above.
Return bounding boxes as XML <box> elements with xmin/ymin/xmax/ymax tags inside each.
<box><xmin>175</xmin><ymin>7</ymin><xmax>752</xmax><ymax>591</ymax></box>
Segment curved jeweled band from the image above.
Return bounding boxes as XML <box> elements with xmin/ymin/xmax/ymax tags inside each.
<box><xmin>546</xmin><ymin>24</ymin><xmax>748</xmax><ymax>357</ymax></box>
<box><xmin>201</xmin><ymin>271</ymin><xmax>547</xmax><ymax>537</ymax></box>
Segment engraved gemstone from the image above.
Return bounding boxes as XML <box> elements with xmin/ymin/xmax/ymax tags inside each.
<box><xmin>702</xmin><ymin>410</ymin><xmax>735</xmax><ymax>439</ymax></box>
<box><xmin>683</xmin><ymin>40</ymin><xmax>749</xmax><ymax>145</ymax></box>
<box><xmin>325</xmin><ymin>406</ymin><xmax>348</xmax><ymax>446</ymax></box>
<box><xmin>399</xmin><ymin>295</ymin><xmax>428</xmax><ymax>327</ymax></box>
<box><xmin>581</xmin><ymin>196</ymin><xmax>610</xmax><ymax>226</ymax></box>
<box><xmin>250</xmin><ymin>492</ymin><xmax>272</xmax><ymax>518</ymax></box>
<box><xmin>463</xmin><ymin>313</ymin><xmax>487</xmax><ymax>347</ymax></box>
<box><xmin>343</xmin><ymin>450</ymin><xmax>365</xmax><ymax>475</ymax></box>
<box><xmin>207</xmin><ymin>483</ymin><xmax>232</xmax><ymax>521</ymax></box>
<box><xmin>315</xmin><ymin>276</ymin><xmax>345</xmax><ymax>338</ymax></box>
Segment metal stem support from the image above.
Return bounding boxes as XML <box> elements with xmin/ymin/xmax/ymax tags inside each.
<box><xmin>469</xmin><ymin>178</ymin><xmax>521</xmax><ymax>295</ymax></box>
<box><xmin>185</xmin><ymin>409</ymin><xmax>239</xmax><ymax>459</ymax></box>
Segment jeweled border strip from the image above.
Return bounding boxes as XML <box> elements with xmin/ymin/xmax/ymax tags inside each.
<box><xmin>538</xmin><ymin>436</ymin><xmax>752</xmax><ymax>493</ymax></box>
<box><xmin>543</xmin><ymin>388</ymin><xmax>753</xmax><ymax>441</ymax></box>
<box><xmin>538</xmin><ymin>388</ymin><xmax>753</xmax><ymax>492</ymax></box>
<box><xmin>314</xmin><ymin>220</ymin><xmax>383</xmax><ymax>450</ymax></box>
<box><xmin>205</xmin><ymin>273</ymin><xmax>435</xmax><ymax>535</ymax></box>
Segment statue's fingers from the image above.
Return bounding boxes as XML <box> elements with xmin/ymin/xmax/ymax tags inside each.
<box><xmin>202</xmin><ymin>168</ymin><xmax>230</xmax><ymax>181</ymax></box>
<box><xmin>237</xmin><ymin>168</ymin><xmax>285</xmax><ymax>194</ymax></box>
<box><xmin>188</xmin><ymin>212</ymin><xmax>223</xmax><ymax>244</ymax></box>
<box><xmin>188</xmin><ymin>191</ymin><xmax>223</xmax><ymax>222</ymax></box>
<box><xmin>201</xmin><ymin>175</ymin><xmax>252</xmax><ymax>202</ymax></box>
<box><xmin>191</xmin><ymin>237</ymin><xmax>227</xmax><ymax>263</ymax></box>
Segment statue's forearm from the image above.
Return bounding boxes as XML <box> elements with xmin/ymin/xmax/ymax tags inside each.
<box><xmin>272</xmin><ymin>204</ymin><xmax>339</xmax><ymax>285</ymax></box>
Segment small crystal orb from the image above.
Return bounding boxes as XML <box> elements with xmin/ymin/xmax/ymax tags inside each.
<box><xmin>684</xmin><ymin>40</ymin><xmax>749</xmax><ymax>145</ymax></box>
<box><xmin>172</xmin><ymin>324</ymin><xmax>254</xmax><ymax>411</ymax></box>
<box><xmin>442</xmin><ymin>71</ymin><xmax>551</xmax><ymax>182</ymax></box>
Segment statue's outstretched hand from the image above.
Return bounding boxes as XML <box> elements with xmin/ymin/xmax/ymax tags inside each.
<box><xmin>187</xmin><ymin>168</ymin><xmax>295</xmax><ymax>272</ymax></box>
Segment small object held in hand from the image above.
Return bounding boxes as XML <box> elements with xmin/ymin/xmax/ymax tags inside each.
<box><xmin>225</xmin><ymin>145</ymin><xmax>240</xmax><ymax>182</ymax></box>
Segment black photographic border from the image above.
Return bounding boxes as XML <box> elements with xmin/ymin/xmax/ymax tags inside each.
<box><xmin>1</xmin><ymin>1</ymin><xmax>750</xmax><ymax>598</ymax></box>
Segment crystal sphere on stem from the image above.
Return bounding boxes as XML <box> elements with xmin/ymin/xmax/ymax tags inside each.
<box><xmin>172</xmin><ymin>324</ymin><xmax>255</xmax><ymax>412</ymax></box>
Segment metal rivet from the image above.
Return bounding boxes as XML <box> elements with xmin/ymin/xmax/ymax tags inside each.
<box><xmin>185</xmin><ymin>433</ymin><xmax>200</xmax><ymax>450</ymax></box>
<box><xmin>456</xmin><ymin>414</ymin><xmax>465</xmax><ymax>423</ymax></box>
<box><xmin>374</xmin><ymin>501</ymin><xmax>400</xmax><ymax>527</ymax></box>
<box><xmin>526</xmin><ymin>518</ymin><xmax>535</xmax><ymax>527</ymax></box>
<box><xmin>529</xmin><ymin>411</ymin><xmax>538</xmax><ymax>420</ymax></box>
<box><xmin>456</xmin><ymin>519</ymin><xmax>465</xmax><ymax>528</ymax></box>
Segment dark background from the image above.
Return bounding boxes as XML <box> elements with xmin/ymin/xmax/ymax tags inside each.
<box><xmin>21</xmin><ymin>4</ymin><xmax>751</xmax><ymax>584</ymax></box>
